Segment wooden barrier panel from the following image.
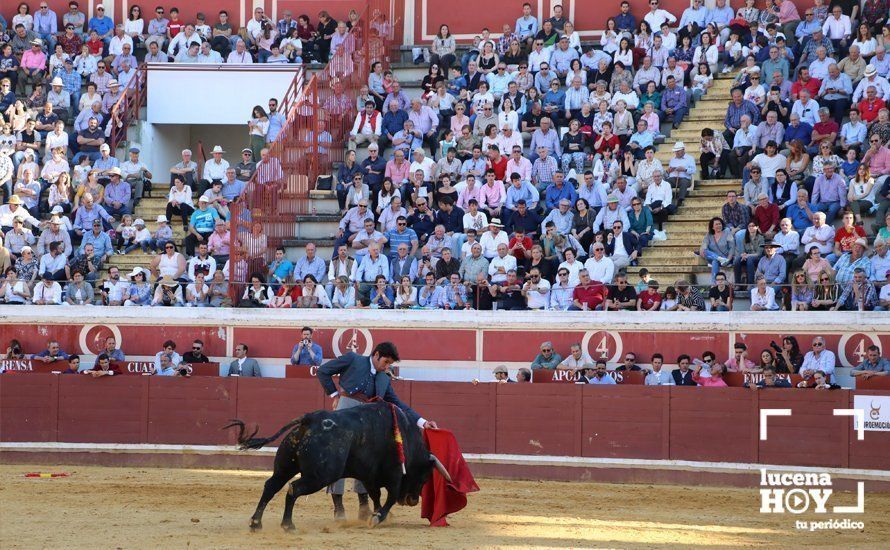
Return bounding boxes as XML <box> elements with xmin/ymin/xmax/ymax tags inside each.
<box><xmin>2</xmin><ymin>375</ymin><xmax>889</xmax><ymax>470</ymax></box>
<box><xmin>668</xmin><ymin>388</ymin><xmax>758</xmax><ymax>463</ymax></box>
<box><xmin>582</xmin><ymin>385</ymin><xmax>669</xmax><ymax>459</ymax></box>
<box><xmin>496</xmin><ymin>384</ymin><xmax>581</xmax><ymax>456</ymax></box>
<box><xmin>757</xmin><ymin>390</ymin><xmax>850</xmax><ymax>468</ymax></box>
<box><xmin>409</xmin><ymin>381</ymin><xmax>495</xmax><ymax>454</ymax></box>
<box><xmin>0</xmin><ymin>373</ymin><xmax>59</xmax><ymax>442</ymax></box>
<box><xmin>235</xmin><ymin>378</ymin><xmax>327</xmax><ymax>446</ymax></box>
<box><xmin>57</xmin><ymin>375</ymin><xmax>149</xmax><ymax>444</ymax></box>
<box><xmin>146</xmin><ymin>377</ymin><xmax>238</xmax><ymax>445</ymax></box>
<box><xmin>857</xmin><ymin>377</ymin><xmax>890</xmax><ymax>390</ymax></box>
<box><xmin>0</xmin><ymin>359</ymin><xmax>69</xmax><ymax>374</ymax></box>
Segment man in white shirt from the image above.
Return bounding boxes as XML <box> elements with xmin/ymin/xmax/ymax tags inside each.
<box><xmin>201</xmin><ymin>145</ymin><xmax>229</xmax><ymax>195</ymax></box>
<box><xmin>167</xmin><ymin>24</ymin><xmax>201</xmax><ymax>58</ymax></box>
<box><xmin>800</xmin><ymin>211</ymin><xmax>836</xmax><ymax>255</ymax></box>
<box><xmin>226</xmin><ymin>40</ymin><xmax>254</xmax><ymax>64</ymax></box>
<box><xmin>479</xmin><ymin>219</ymin><xmax>509</xmax><ymax>259</ymax></box>
<box><xmin>800</xmin><ymin>336</ymin><xmax>836</xmax><ymax>382</ymax></box>
<box><xmin>349</xmin><ymin>101</ymin><xmax>382</xmax><ymax>150</ymax></box>
<box><xmin>488</xmin><ymin>242</ymin><xmax>517</xmax><ymax>283</ymax></box>
<box><xmin>583</xmin><ymin>243</ymin><xmax>615</xmax><ymax>284</ymax></box>
<box><xmin>790</xmin><ymin>89</ymin><xmax>820</xmax><ymax>126</ymax></box>
<box><xmin>32</xmin><ymin>273</ymin><xmax>63</xmax><ymax>305</ymax></box>
<box><xmin>644</xmin><ymin>1</ymin><xmax>677</xmax><ymax>31</ymax></box>
<box><xmin>821</xmin><ymin>6</ymin><xmax>851</xmax><ymax>52</ymax></box>
<box><xmin>559</xmin><ymin>343</ymin><xmax>594</xmax><ymax>370</ymax></box>
<box><xmin>409</xmin><ymin>148</ymin><xmax>436</xmax><ymax>182</ymax></box>
<box><xmin>351</xmin><ymin>218</ymin><xmax>387</xmax><ymax>261</ymax></box>
<box><xmin>522</xmin><ymin>267</ymin><xmax>551</xmax><ymax>309</ymax></box>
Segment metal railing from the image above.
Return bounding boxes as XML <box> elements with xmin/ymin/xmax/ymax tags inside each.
<box><xmin>108</xmin><ymin>64</ymin><xmax>148</xmax><ymax>151</ymax></box>
<box><xmin>226</xmin><ymin>1</ymin><xmax>400</xmax><ymax>297</ymax></box>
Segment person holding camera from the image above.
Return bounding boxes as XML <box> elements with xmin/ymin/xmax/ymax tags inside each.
<box><xmin>151</xmin><ymin>275</ymin><xmax>184</xmax><ymax>306</ymax></box>
<box><xmin>152</xmin><ymin>352</ymin><xmax>192</xmax><ymax>377</ymax></box>
<box><xmin>291</xmin><ymin>326</ymin><xmax>323</xmax><ymax>366</ymax></box>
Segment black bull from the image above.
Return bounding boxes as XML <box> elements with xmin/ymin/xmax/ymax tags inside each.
<box><xmin>224</xmin><ymin>401</ymin><xmax>451</xmax><ymax>530</ymax></box>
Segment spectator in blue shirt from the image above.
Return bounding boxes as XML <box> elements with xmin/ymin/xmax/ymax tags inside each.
<box><xmin>786</xmin><ymin>189</ymin><xmax>816</xmax><ymax>231</ymax></box>
<box><xmin>88</xmin><ymin>5</ymin><xmax>114</xmax><ymax>45</ymax></box>
<box><xmin>783</xmin><ymin>114</ymin><xmax>813</xmax><ymax>147</ymax></box>
<box><xmin>543</xmin><ymin>172</ymin><xmax>577</xmax><ymax>210</ymax></box>
<box><xmin>31</xmin><ymin>340</ymin><xmax>70</xmax><ymax>362</ymax></box>
<box><xmin>290</xmin><ymin>327</ymin><xmax>324</xmax><ymax>366</ymax></box>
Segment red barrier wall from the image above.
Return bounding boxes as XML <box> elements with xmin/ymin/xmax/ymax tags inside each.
<box><xmin>3</xmin><ymin>375</ymin><xmax>888</xmax><ymax>471</ymax></box>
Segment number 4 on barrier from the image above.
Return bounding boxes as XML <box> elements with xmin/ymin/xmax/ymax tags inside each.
<box><xmin>760</xmin><ymin>409</ymin><xmax>866</xmax><ymax>441</ymax></box>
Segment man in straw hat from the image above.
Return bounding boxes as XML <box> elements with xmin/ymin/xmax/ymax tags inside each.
<box><xmin>200</xmin><ymin>145</ymin><xmax>229</xmax><ymax>196</ymax></box>
<box><xmin>0</xmin><ymin>195</ymin><xmax>41</xmax><ymax>233</ymax></box>
<box><xmin>103</xmin><ymin>167</ymin><xmax>132</xmax><ymax>217</ymax></box>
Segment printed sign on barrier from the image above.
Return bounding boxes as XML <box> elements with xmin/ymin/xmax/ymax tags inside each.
<box><xmin>531</xmin><ymin>369</ymin><xmax>645</xmax><ymax>384</ymax></box>
<box><xmin>0</xmin><ymin>359</ymin><xmax>67</xmax><ymax>373</ymax></box>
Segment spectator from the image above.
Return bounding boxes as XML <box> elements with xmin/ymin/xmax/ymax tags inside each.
<box><xmin>86</xmin><ymin>353</ymin><xmax>120</xmax><ymax>377</ymax></box>
<box><xmin>531</xmin><ymin>341</ymin><xmax>562</xmax><ymax>370</ymax></box>
<box><xmin>586</xmin><ymin>360</ymin><xmax>617</xmax><ymax>385</ymax></box>
<box><xmin>645</xmin><ymin>355</ymin><xmax>674</xmax><ymax>385</ymax></box>
<box><xmin>291</xmin><ymin>327</ymin><xmax>323</xmax><ymax>366</ymax></box>
<box><xmin>228</xmin><ymin>343</ymin><xmax>261</xmax><ymax>377</ymax></box>
<box><xmin>800</xmin><ymin>336</ymin><xmax>837</xmax><ymax>382</ymax></box>
<box><xmin>692</xmin><ymin>361</ymin><xmax>728</xmax><ymax>386</ymax></box>
<box><xmin>851</xmin><ymin>345</ymin><xmax>889</xmax><ymax>379</ymax></box>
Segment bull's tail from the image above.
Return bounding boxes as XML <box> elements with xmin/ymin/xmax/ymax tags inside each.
<box><xmin>222</xmin><ymin>418</ymin><xmax>302</xmax><ymax>451</ymax></box>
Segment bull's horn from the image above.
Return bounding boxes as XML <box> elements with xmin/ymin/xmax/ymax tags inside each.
<box><xmin>430</xmin><ymin>454</ymin><xmax>452</xmax><ymax>483</ymax></box>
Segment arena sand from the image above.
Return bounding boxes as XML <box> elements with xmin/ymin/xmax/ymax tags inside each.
<box><xmin>1</xmin><ymin>464</ymin><xmax>888</xmax><ymax>548</ymax></box>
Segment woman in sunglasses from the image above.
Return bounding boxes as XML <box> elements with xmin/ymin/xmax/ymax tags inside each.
<box><xmin>809</xmin><ymin>269</ymin><xmax>838</xmax><ymax>310</ymax></box>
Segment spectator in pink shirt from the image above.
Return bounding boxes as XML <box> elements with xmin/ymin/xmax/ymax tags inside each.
<box><xmin>384</xmin><ymin>149</ymin><xmax>410</xmax><ymax>186</ymax></box>
<box><xmin>18</xmin><ymin>39</ymin><xmax>47</xmax><ymax>96</ymax></box>
<box><xmin>775</xmin><ymin>0</ymin><xmax>801</xmax><ymax>43</ymax></box>
<box><xmin>505</xmin><ymin>146</ymin><xmax>532</xmax><ymax>184</ymax></box>
<box><xmin>480</xmin><ymin>169</ymin><xmax>507</xmax><ymax>219</ymax></box>
<box><xmin>692</xmin><ymin>361</ymin><xmax>729</xmax><ymax>386</ymax></box>
<box><xmin>862</xmin><ymin>137</ymin><xmax>890</xmax><ymax>182</ymax></box>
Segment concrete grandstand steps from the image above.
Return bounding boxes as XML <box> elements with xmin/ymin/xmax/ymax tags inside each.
<box><xmin>293</xmin><ymin>214</ymin><xmax>340</xmax><ymax>240</ymax></box>
<box><xmin>673</xmin><ymin>205</ymin><xmax>724</xmax><ymax>217</ymax></box>
<box><xmin>282</xmin><ymin>238</ymin><xmax>335</xmax><ymax>260</ymax></box>
<box><xmin>621</xmin><ymin>266</ymin><xmax>703</xmax><ymax>284</ymax></box>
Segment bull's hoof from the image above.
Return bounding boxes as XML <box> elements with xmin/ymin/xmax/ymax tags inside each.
<box><xmin>333</xmin><ymin>508</ymin><xmax>346</xmax><ymax>521</ymax></box>
<box><xmin>249</xmin><ymin>519</ymin><xmax>262</xmax><ymax>532</ymax></box>
<box><xmin>358</xmin><ymin>503</ymin><xmax>371</xmax><ymax>521</ymax></box>
<box><xmin>281</xmin><ymin>522</ymin><xmax>296</xmax><ymax>532</ymax></box>
<box><xmin>368</xmin><ymin>513</ymin><xmax>383</xmax><ymax>528</ymax></box>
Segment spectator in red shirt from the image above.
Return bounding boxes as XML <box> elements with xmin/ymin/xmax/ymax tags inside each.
<box><xmin>810</xmin><ymin>108</ymin><xmax>839</xmax><ymax>149</ymax></box>
<box><xmin>857</xmin><ymin>86</ymin><xmax>886</xmax><ymax>123</ymax></box>
<box><xmin>86</xmin><ymin>353</ymin><xmax>121</xmax><ymax>377</ymax></box>
<box><xmin>569</xmin><ymin>269</ymin><xmax>608</xmax><ymax>310</ymax></box>
<box><xmin>487</xmin><ymin>145</ymin><xmax>508</xmax><ymax>181</ymax></box>
<box><xmin>790</xmin><ymin>67</ymin><xmax>820</xmax><ymax>100</ymax></box>
<box><xmin>637</xmin><ymin>279</ymin><xmax>662</xmax><ymax>311</ymax></box>
<box><xmin>828</xmin><ymin>211</ymin><xmax>866</xmax><ymax>263</ymax></box>
<box><xmin>752</xmin><ymin>193</ymin><xmax>780</xmax><ymax>238</ymax></box>
<box><xmin>508</xmin><ymin>227</ymin><xmax>533</xmax><ymax>261</ymax></box>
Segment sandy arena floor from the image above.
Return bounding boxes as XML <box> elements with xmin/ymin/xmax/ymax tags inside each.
<box><xmin>1</xmin><ymin>464</ymin><xmax>888</xmax><ymax>548</ymax></box>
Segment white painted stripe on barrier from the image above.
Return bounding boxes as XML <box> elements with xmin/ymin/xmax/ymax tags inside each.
<box><xmin>2</xmin><ymin>442</ymin><xmax>889</xmax><ymax>481</ymax></box>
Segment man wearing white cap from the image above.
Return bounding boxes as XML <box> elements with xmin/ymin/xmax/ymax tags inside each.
<box><xmin>852</xmin><ymin>65</ymin><xmax>890</xmax><ymax>103</ymax></box>
<box><xmin>186</xmin><ymin>196</ymin><xmax>221</xmax><ymax>256</ymax></box>
<box><xmin>666</xmin><ymin>142</ymin><xmax>694</xmax><ymax>207</ymax></box>
<box><xmin>201</xmin><ymin>145</ymin><xmax>229</xmax><ymax>195</ymax></box>
<box><xmin>47</xmin><ymin>77</ymin><xmax>71</xmax><ymax>120</ymax></box>
<box><xmin>93</xmin><ymin>143</ymin><xmax>120</xmax><ymax>181</ymax></box>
